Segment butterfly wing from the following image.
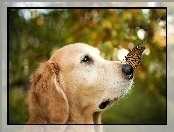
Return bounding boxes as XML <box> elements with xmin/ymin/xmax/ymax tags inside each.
<box><xmin>127</xmin><ymin>49</ymin><xmax>142</xmax><ymax>56</ymax></box>
<box><xmin>127</xmin><ymin>43</ymin><xmax>145</xmax><ymax>57</ymax></box>
<box><xmin>125</xmin><ymin>55</ymin><xmax>141</xmax><ymax>69</ymax></box>
<box><xmin>125</xmin><ymin>43</ymin><xmax>145</xmax><ymax>69</ymax></box>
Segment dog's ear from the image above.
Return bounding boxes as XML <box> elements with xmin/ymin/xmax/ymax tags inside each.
<box><xmin>28</xmin><ymin>61</ymin><xmax>69</xmax><ymax>124</ymax></box>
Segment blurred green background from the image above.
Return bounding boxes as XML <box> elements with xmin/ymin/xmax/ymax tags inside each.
<box><xmin>8</xmin><ymin>8</ymin><xmax>166</xmax><ymax>124</ymax></box>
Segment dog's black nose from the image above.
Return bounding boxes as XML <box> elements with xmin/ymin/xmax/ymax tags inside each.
<box><xmin>122</xmin><ymin>64</ymin><xmax>134</xmax><ymax>79</ymax></box>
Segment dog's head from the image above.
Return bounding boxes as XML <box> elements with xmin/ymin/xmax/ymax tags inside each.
<box><xmin>50</xmin><ymin>43</ymin><xmax>133</xmax><ymax>112</ymax></box>
<box><xmin>28</xmin><ymin>43</ymin><xmax>133</xmax><ymax>124</ymax></box>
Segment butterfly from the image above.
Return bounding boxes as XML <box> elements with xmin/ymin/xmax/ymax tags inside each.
<box><xmin>125</xmin><ymin>43</ymin><xmax>145</xmax><ymax>69</ymax></box>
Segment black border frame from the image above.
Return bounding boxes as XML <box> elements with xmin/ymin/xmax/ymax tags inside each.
<box><xmin>7</xmin><ymin>6</ymin><xmax>167</xmax><ymax>125</ymax></box>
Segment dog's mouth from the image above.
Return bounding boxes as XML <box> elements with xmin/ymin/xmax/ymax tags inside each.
<box><xmin>99</xmin><ymin>100</ymin><xmax>110</xmax><ymax>109</ymax></box>
<box><xmin>99</xmin><ymin>98</ymin><xmax>118</xmax><ymax>109</ymax></box>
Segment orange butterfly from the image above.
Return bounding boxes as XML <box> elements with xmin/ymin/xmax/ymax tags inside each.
<box><xmin>125</xmin><ymin>43</ymin><xmax>145</xmax><ymax>69</ymax></box>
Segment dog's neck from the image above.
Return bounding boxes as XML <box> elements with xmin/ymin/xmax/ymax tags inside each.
<box><xmin>66</xmin><ymin>103</ymin><xmax>102</xmax><ymax>124</ymax></box>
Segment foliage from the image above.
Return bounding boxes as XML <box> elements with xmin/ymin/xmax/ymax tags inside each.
<box><xmin>9</xmin><ymin>8</ymin><xmax>166</xmax><ymax>124</ymax></box>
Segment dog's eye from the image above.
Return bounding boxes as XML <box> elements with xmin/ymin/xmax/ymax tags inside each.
<box><xmin>81</xmin><ymin>55</ymin><xmax>92</xmax><ymax>64</ymax></box>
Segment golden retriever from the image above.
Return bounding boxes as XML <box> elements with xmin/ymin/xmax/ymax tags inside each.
<box><xmin>25</xmin><ymin>43</ymin><xmax>133</xmax><ymax>131</ymax></box>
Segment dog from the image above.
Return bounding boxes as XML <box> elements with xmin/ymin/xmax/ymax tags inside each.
<box><xmin>26</xmin><ymin>43</ymin><xmax>133</xmax><ymax>131</ymax></box>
